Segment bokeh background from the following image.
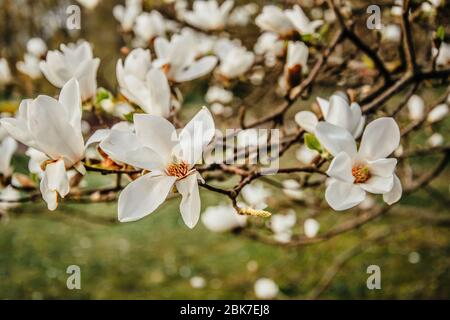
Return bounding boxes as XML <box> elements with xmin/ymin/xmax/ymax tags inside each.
<box><xmin>0</xmin><ymin>0</ymin><xmax>449</xmax><ymax>299</ymax></box>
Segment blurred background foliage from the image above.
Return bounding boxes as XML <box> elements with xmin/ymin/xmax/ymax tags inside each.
<box><xmin>0</xmin><ymin>0</ymin><xmax>449</xmax><ymax>299</ymax></box>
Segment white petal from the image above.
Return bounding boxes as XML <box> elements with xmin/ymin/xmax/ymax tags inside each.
<box><xmin>383</xmin><ymin>174</ymin><xmax>402</xmax><ymax>205</ymax></box>
<box><xmin>133</xmin><ymin>114</ymin><xmax>177</xmax><ymax>164</ymax></box>
<box><xmin>58</xmin><ymin>78</ymin><xmax>82</xmax><ymax>132</ymax></box>
<box><xmin>326</xmin><ymin>151</ymin><xmax>354</xmax><ymax>183</ymax></box>
<box><xmin>358</xmin><ymin>117</ymin><xmax>400</xmax><ymax>161</ymax></box>
<box><xmin>359</xmin><ymin>175</ymin><xmax>394</xmax><ymax>194</ymax></box>
<box><xmin>294</xmin><ymin>111</ymin><xmax>318</xmax><ymax>133</ymax></box>
<box><xmin>315</xmin><ymin>122</ymin><xmax>357</xmax><ymax>157</ymax></box>
<box><xmin>176</xmin><ymin>173</ymin><xmax>201</xmax><ymax>229</ymax></box>
<box><xmin>85</xmin><ymin>129</ymin><xmax>111</xmax><ymax>148</ymax></box>
<box><xmin>45</xmin><ymin>159</ymin><xmax>70</xmax><ymax>197</ymax></box>
<box><xmin>325</xmin><ymin>179</ymin><xmax>366</xmax><ymax>211</ymax></box>
<box><xmin>154</xmin><ymin>37</ymin><xmax>170</xmax><ymax>60</ymax></box>
<box><xmin>352</xmin><ymin>115</ymin><xmax>365</xmax><ymax>138</ymax></box>
<box><xmin>179</xmin><ymin>107</ymin><xmax>215</xmax><ymax>165</ymax></box>
<box><xmin>118</xmin><ymin>173</ymin><xmax>176</xmax><ymax>222</ymax></box>
<box><xmin>146</xmin><ymin>68</ymin><xmax>171</xmax><ymax>117</ymax></box>
<box><xmin>174</xmin><ymin>56</ymin><xmax>218</xmax><ymax>82</ymax></box>
<box><xmin>325</xmin><ymin>95</ymin><xmax>354</xmax><ymax>132</ymax></box>
<box><xmin>367</xmin><ymin>158</ymin><xmax>397</xmax><ymax>177</ymax></box>
<box><xmin>0</xmin><ymin>137</ymin><xmax>17</xmax><ymax>176</ymax></box>
<box><xmin>316</xmin><ymin>97</ymin><xmax>329</xmax><ymax>117</ymax></box>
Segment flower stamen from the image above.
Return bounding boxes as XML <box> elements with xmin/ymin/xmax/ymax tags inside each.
<box><xmin>166</xmin><ymin>161</ymin><xmax>190</xmax><ymax>179</ymax></box>
<box><xmin>352</xmin><ymin>165</ymin><xmax>371</xmax><ymax>183</ymax></box>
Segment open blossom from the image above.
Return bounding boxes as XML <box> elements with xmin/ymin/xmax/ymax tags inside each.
<box><xmin>201</xmin><ymin>203</ymin><xmax>246</xmax><ymax>232</ymax></box>
<box><xmin>229</xmin><ymin>3</ymin><xmax>258</xmax><ymax>26</ymax></box>
<box><xmin>279</xmin><ymin>41</ymin><xmax>309</xmax><ymax>91</ymax></box>
<box><xmin>116</xmin><ymin>48</ymin><xmax>171</xmax><ymax>117</ymax></box>
<box><xmin>316</xmin><ymin>117</ymin><xmax>402</xmax><ymax>211</ymax></box>
<box><xmin>134</xmin><ymin>11</ymin><xmax>166</xmax><ymax>42</ymax></box>
<box><xmin>256</xmin><ymin>5</ymin><xmax>322</xmax><ymax>38</ymax></box>
<box><xmin>180</xmin><ymin>28</ymin><xmax>217</xmax><ymax>58</ymax></box>
<box><xmin>153</xmin><ymin>34</ymin><xmax>218</xmax><ymax>82</ymax></box>
<box><xmin>254</xmin><ymin>32</ymin><xmax>284</xmax><ymax>67</ymax></box>
<box><xmin>436</xmin><ymin>42</ymin><xmax>450</xmax><ymax>67</ymax></box>
<box><xmin>407</xmin><ymin>95</ymin><xmax>425</xmax><ymax>121</ymax></box>
<box><xmin>214</xmin><ymin>39</ymin><xmax>254</xmax><ymax>79</ymax></box>
<box><xmin>295</xmin><ymin>93</ymin><xmax>365</xmax><ymax>138</ymax></box>
<box><xmin>40</xmin><ymin>41</ymin><xmax>100</xmax><ymax>101</ymax></box>
<box><xmin>113</xmin><ymin>0</ymin><xmax>142</xmax><ymax>32</ymax></box>
<box><xmin>0</xmin><ymin>58</ymin><xmax>12</xmax><ymax>85</ymax></box>
<box><xmin>0</xmin><ymin>127</ymin><xmax>17</xmax><ymax>178</ymax></box>
<box><xmin>183</xmin><ymin>0</ymin><xmax>234</xmax><ymax>31</ymax></box>
<box><xmin>100</xmin><ymin>107</ymin><xmax>215</xmax><ymax>228</ymax></box>
<box><xmin>0</xmin><ymin>79</ymin><xmax>85</xmax><ymax>210</ymax></box>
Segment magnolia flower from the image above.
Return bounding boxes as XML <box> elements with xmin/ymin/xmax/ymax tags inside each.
<box><xmin>153</xmin><ymin>34</ymin><xmax>218</xmax><ymax>82</ymax></box>
<box><xmin>240</xmin><ymin>182</ymin><xmax>271</xmax><ymax>210</ymax></box>
<box><xmin>215</xmin><ymin>40</ymin><xmax>254</xmax><ymax>79</ymax></box>
<box><xmin>255</xmin><ymin>6</ymin><xmax>296</xmax><ymax>38</ymax></box>
<box><xmin>0</xmin><ymin>58</ymin><xmax>12</xmax><ymax>85</ymax></box>
<box><xmin>316</xmin><ymin>117</ymin><xmax>402</xmax><ymax>210</ymax></box>
<box><xmin>279</xmin><ymin>41</ymin><xmax>309</xmax><ymax>91</ymax></box>
<box><xmin>282</xmin><ymin>179</ymin><xmax>305</xmax><ymax>200</ymax></box>
<box><xmin>254</xmin><ymin>278</ymin><xmax>279</xmax><ymax>299</ymax></box>
<box><xmin>201</xmin><ymin>203</ymin><xmax>246</xmax><ymax>232</ymax></box>
<box><xmin>205</xmin><ymin>85</ymin><xmax>233</xmax><ymax>104</ymax></box>
<box><xmin>381</xmin><ymin>24</ymin><xmax>401</xmax><ymax>42</ymax></box>
<box><xmin>26</xmin><ymin>38</ymin><xmax>47</xmax><ymax>57</ymax></box>
<box><xmin>40</xmin><ymin>41</ymin><xmax>100</xmax><ymax>101</ymax></box>
<box><xmin>254</xmin><ymin>32</ymin><xmax>284</xmax><ymax>57</ymax></box>
<box><xmin>304</xmin><ymin>218</ymin><xmax>320</xmax><ymax>238</ymax></box>
<box><xmin>183</xmin><ymin>0</ymin><xmax>234</xmax><ymax>31</ymax></box>
<box><xmin>427</xmin><ymin>133</ymin><xmax>444</xmax><ymax>147</ymax></box>
<box><xmin>229</xmin><ymin>3</ymin><xmax>258</xmax><ymax>26</ymax></box>
<box><xmin>0</xmin><ymin>132</ymin><xmax>17</xmax><ymax>178</ymax></box>
<box><xmin>113</xmin><ymin>0</ymin><xmax>142</xmax><ymax>32</ymax></box>
<box><xmin>26</xmin><ymin>148</ymin><xmax>48</xmax><ymax>177</ymax></box>
<box><xmin>76</xmin><ymin>0</ymin><xmax>101</xmax><ymax>10</ymax></box>
<box><xmin>0</xmin><ymin>79</ymin><xmax>85</xmax><ymax>210</ymax></box>
<box><xmin>134</xmin><ymin>11</ymin><xmax>166</xmax><ymax>42</ymax></box>
<box><xmin>180</xmin><ymin>28</ymin><xmax>217</xmax><ymax>58</ymax></box>
<box><xmin>427</xmin><ymin>103</ymin><xmax>449</xmax><ymax>123</ymax></box>
<box><xmin>407</xmin><ymin>95</ymin><xmax>425</xmax><ymax>121</ymax></box>
<box><xmin>285</xmin><ymin>5</ymin><xmax>323</xmax><ymax>35</ymax></box>
<box><xmin>100</xmin><ymin>107</ymin><xmax>215</xmax><ymax>228</ymax></box>
<box><xmin>295</xmin><ymin>93</ymin><xmax>365</xmax><ymax>138</ymax></box>
<box><xmin>17</xmin><ymin>54</ymin><xmax>42</xmax><ymax>79</ymax></box>
<box><xmin>436</xmin><ymin>42</ymin><xmax>450</xmax><ymax>67</ymax></box>
<box><xmin>116</xmin><ymin>48</ymin><xmax>171</xmax><ymax>117</ymax></box>
<box><xmin>270</xmin><ymin>210</ymin><xmax>296</xmax><ymax>243</ymax></box>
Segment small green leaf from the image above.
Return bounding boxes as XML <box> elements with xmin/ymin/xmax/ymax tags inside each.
<box><xmin>95</xmin><ymin>87</ymin><xmax>112</xmax><ymax>104</ymax></box>
<box><xmin>123</xmin><ymin>112</ymin><xmax>134</xmax><ymax>123</ymax></box>
<box><xmin>304</xmin><ymin>133</ymin><xmax>322</xmax><ymax>152</ymax></box>
<box><xmin>436</xmin><ymin>26</ymin><xmax>445</xmax><ymax>41</ymax></box>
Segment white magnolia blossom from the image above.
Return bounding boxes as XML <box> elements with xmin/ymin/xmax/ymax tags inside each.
<box><xmin>407</xmin><ymin>94</ymin><xmax>425</xmax><ymax>121</ymax></box>
<box><xmin>279</xmin><ymin>41</ymin><xmax>309</xmax><ymax>91</ymax></box>
<box><xmin>113</xmin><ymin>0</ymin><xmax>142</xmax><ymax>32</ymax></box>
<box><xmin>427</xmin><ymin>133</ymin><xmax>444</xmax><ymax>147</ymax></box>
<box><xmin>295</xmin><ymin>93</ymin><xmax>365</xmax><ymax>138</ymax></box>
<box><xmin>270</xmin><ymin>210</ymin><xmax>296</xmax><ymax>243</ymax></box>
<box><xmin>134</xmin><ymin>11</ymin><xmax>166</xmax><ymax>42</ymax></box>
<box><xmin>100</xmin><ymin>107</ymin><xmax>215</xmax><ymax>228</ymax></box>
<box><xmin>0</xmin><ymin>128</ymin><xmax>17</xmax><ymax>177</ymax></box>
<box><xmin>254</xmin><ymin>32</ymin><xmax>284</xmax><ymax>67</ymax></box>
<box><xmin>304</xmin><ymin>218</ymin><xmax>320</xmax><ymax>238</ymax></box>
<box><xmin>26</xmin><ymin>148</ymin><xmax>49</xmax><ymax>177</ymax></box>
<box><xmin>180</xmin><ymin>28</ymin><xmax>217</xmax><ymax>58</ymax></box>
<box><xmin>282</xmin><ymin>179</ymin><xmax>305</xmax><ymax>200</ymax></box>
<box><xmin>240</xmin><ymin>182</ymin><xmax>271</xmax><ymax>210</ymax></box>
<box><xmin>116</xmin><ymin>48</ymin><xmax>171</xmax><ymax>117</ymax></box>
<box><xmin>316</xmin><ymin>117</ymin><xmax>402</xmax><ymax>211</ymax></box>
<box><xmin>215</xmin><ymin>39</ymin><xmax>254</xmax><ymax>79</ymax></box>
<box><xmin>436</xmin><ymin>42</ymin><xmax>450</xmax><ymax>67</ymax></box>
<box><xmin>183</xmin><ymin>0</ymin><xmax>234</xmax><ymax>31</ymax></box>
<box><xmin>0</xmin><ymin>79</ymin><xmax>85</xmax><ymax>210</ymax></box>
<box><xmin>427</xmin><ymin>103</ymin><xmax>449</xmax><ymax>123</ymax></box>
<box><xmin>205</xmin><ymin>85</ymin><xmax>234</xmax><ymax>104</ymax></box>
<box><xmin>382</xmin><ymin>24</ymin><xmax>401</xmax><ymax>42</ymax></box>
<box><xmin>40</xmin><ymin>41</ymin><xmax>100</xmax><ymax>101</ymax></box>
<box><xmin>201</xmin><ymin>203</ymin><xmax>247</xmax><ymax>232</ymax></box>
<box><xmin>17</xmin><ymin>54</ymin><xmax>42</xmax><ymax>79</ymax></box>
<box><xmin>228</xmin><ymin>3</ymin><xmax>258</xmax><ymax>26</ymax></box>
<box><xmin>153</xmin><ymin>34</ymin><xmax>218</xmax><ymax>82</ymax></box>
<box><xmin>0</xmin><ymin>58</ymin><xmax>12</xmax><ymax>85</ymax></box>
<box><xmin>254</xmin><ymin>278</ymin><xmax>279</xmax><ymax>299</ymax></box>
<box><xmin>296</xmin><ymin>145</ymin><xmax>319</xmax><ymax>165</ymax></box>
<box><xmin>26</xmin><ymin>38</ymin><xmax>47</xmax><ymax>57</ymax></box>
<box><xmin>256</xmin><ymin>5</ymin><xmax>322</xmax><ymax>38</ymax></box>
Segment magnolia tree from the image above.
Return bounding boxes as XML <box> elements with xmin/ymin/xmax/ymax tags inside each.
<box><xmin>0</xmin><ymin>0</ymin><xmax>449</xmax><ymax>297</ymax></box>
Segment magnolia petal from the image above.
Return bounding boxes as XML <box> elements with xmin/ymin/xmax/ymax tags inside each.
<box><xmin>359</xmin><ymin>175</ymin><xmax>394</xmax><ymax>194</ymax></box>
<box><xmin>0</xmin><ymin>99</ymin><xmax>36</xmax><ymax>148</ymax></box>
<box><xmin>315</xmin><ymin>122</ymin><xmax>357</xmax><ymax>157</ymax></box>
<box><xmin>45</xmin><ymin>159</ymin><xmax>70</xmax><ymax>198</ymax></box>
<box><xmin>316</xmin><ymin>97</ymin><xmax>329</xmax><ymax>117</ymax></box>
<box><xmin>383</xmin><ymin>174</ymin><xmax>402</xmax><ymax>205</ymax></box>
<box><xmin>367</xmin><ymin>158</ymin><xmax>397</xmax><ymax>177</ymax></box>
<box><xmin>294</xmin><ymin>111</ymin><xmax>318</xmax><ymax>133</ymax></box>
<box><xmin>0</xmin><ymin>137</ymin><xmax>18</xmax><ymax>176</ymax></box>
<box><xmin>325</xmin><ymin>179</ymin><xmax>366</xmax><ymax>211</ymax></box>
<box><xmin>176</xmin><ymin>173</ymin><xmax>201</xmax><ymax>229</ymax></box>
<box><xmin>40</xmin><ymin>177</ymin><xmax>58</xmax><ymax>211</ymax></box>
<box><xmin>58</xmin><ymin>78</ymin><xmax>82</xmax><ymax>132</ymax></box>
<box><xmin>326</xmin><ymin>95</ymin><xmax>354</xmax><ymax>132</ymax></box>
<box><xmin>118</xmin><ymin>173</ymin><xmax>177</xmax><ymax>222</ymax></box>
<box><xmin>174</xmin><ymin>56</ymin><xmax>218</xmax><ymax>82</ymax></box>
<box><xmin>146</xmin><ymin>68</ymin><xmax>171</xmax><ymax>117</ymax></box>
<box><xmin>179</xmin><ymin>107</ymin><xmax>215</xmax><ymax>165</ymax></box>
<box><xmin>154</xmin><ymin>37</ymin><xmax>171</xmax><ymax>60</ymax></box>
<box><xmin>358</xmin><ymin>117</ymin><xmax>400</xmax><ymax>161</ymax></box>
<box><xmin>133</xmin><ymin>114</ymin><xmax>177</xmax><ymax>164</ymax></box>
<box><xmin>326</xmin><ymin>151</ymin><xmax>354</xmax><ymax>183</ymax></box>
<box><xmin>353</xmin><ymin>115</ymin><xmax>365</xmax><ymax>138</ymax></box>
<box><xmin>85</xmin><ymin>129</ymin><xmax>111</xmax><ymax>148</ymax></box>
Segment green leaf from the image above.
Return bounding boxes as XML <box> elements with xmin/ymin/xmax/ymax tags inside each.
<box><xmin>95</xmin><ymin>87</ymin><xmax>112</xmax><ymax>104</ymax></box>
<box><xmin>436</xmin><ymin>26</ymin><xmax>445</xmax><ymax>41</ymax></box>
<box><xmin>304</xmin><ymin>133</ymin><xmax>322</xmax><ymax>152</ymax></box>
<box><xmin>123</xmin><ymin>112</ymin><xmax>134</xmax><ymax>123</ymax></box>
